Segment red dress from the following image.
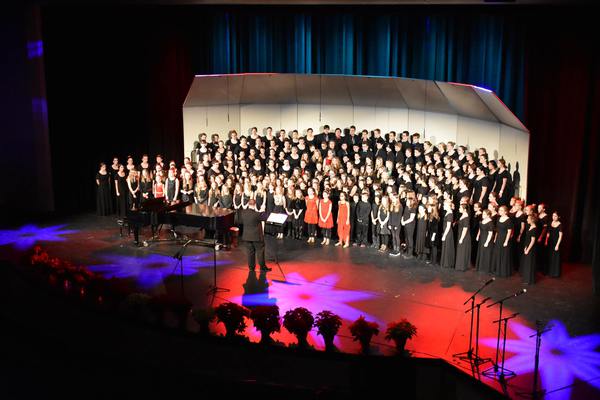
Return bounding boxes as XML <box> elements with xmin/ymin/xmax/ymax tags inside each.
<box><xmin>304</xmin><ymin>196</ymin><xmax>319</xmax><ymax>224</ymax></box>
<box><xmin>318</xmin><ymin>199</ymin><xmax>334</xmax><ymax>229</ymax></box>
<box><xmin>337</xmin><ymin>202</ymin><xmax>350</xmax><ymax>240</ymax></box>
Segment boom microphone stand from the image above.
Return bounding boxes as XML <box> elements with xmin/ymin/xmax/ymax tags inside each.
<box><xmin>482</xmin><ymin>288</ymin><xmax>527</xmax><ymax>381</ymax></box>
<box><xmin>518</xmin><ymin>321</ymin><xmax>553</xmax><ymax>399</ymax></box>
<box><xmin>453</xmin><ymin>277</ymin><xmax>495</xmax><ymax>362</ymax></box>
<box><xmin>172</xmin><ymin>239</ymin><xmax>192</xmax><ymax>296</ymax></box>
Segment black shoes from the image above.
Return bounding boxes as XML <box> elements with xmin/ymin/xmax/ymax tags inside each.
<box><xmin>249</xmin><ymin>266</ymin><xmax>256</xmax><ymax>271</ymax></box>
<box><xmin>260</xmin><ymin>266</ymin><xmax>272</xmax><ymax>272</ymax></box>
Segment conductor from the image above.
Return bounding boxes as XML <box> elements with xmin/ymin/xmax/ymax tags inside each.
<box><xmin>240</xmin><ymin>198</ymin><xmax>272</xmax><ymax>272</ymax></box>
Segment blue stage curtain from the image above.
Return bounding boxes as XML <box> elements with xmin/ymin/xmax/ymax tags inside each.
<box><xmin>196</xmin><ymin>9</ymin><xmax>526</xmax><ymax>118</ymax></box>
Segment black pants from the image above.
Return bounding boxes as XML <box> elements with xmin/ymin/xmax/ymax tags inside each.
<box><xmin>355</xmin><ymin>222</ymin><xmax>369</xmax><ymax>245</ymax></box>
<box><xmin>322</xmin><ymin>228</ymin><xmax>331</xmax><ymax>239</ymax></box>
<box><xmin>307</xmin><ymin>223</ymin><xmax>317</xmax><ymax>237</ymax></box>
<box><xmin>371</xmin><ymin>224</ymin><xmax>380</xmax><ymax>247</ymax></box>
<box><xmin>245</xmin><ymin>240</ymin><xmax>265</xmax><ymax>269</ymax></box>
<box><xmin>404</xmin><ymin>224</ymin><xmax>415</xmax><ymax>255</ymax></box>
<box><xmin>429</xmin><ymin>245</ymin><xmax>438</xmax><ymax>264</ymax></box>
<box><xmin>391</xmin><ymin>227</ymin><xmax>401</xmax><ymax>251</ymax></box>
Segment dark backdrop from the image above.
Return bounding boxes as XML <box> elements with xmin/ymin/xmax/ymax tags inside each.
<box><xmin>39</xmin><ymin>5</ymin><xmax>600</xmax><ymax>274</ymax></box>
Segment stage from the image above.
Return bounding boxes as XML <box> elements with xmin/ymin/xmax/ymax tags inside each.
<box><xmin>1</xmin><ymin>214</ymin><xmax>599</xmax><ymax>400</ymax></box>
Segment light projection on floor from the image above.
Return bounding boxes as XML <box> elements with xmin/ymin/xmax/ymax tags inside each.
<box><xmin>480</xmin><ymin>320</ymin><xmax>600</xmax><ymax>400</ymax></box>
<box><xmin>88</xmin><ymin>253</ymin><xmax>229</xmax><ymax>289</ymax></box>
<box><xmin>0</xmin><ymin>224</ymin><xmax>78</xmax><ymax>250</ymax></box>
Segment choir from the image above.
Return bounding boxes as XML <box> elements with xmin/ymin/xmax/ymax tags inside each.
<box><xmin>96</xmin><ymin>126</ymin><xmax>564</xmax><ymax>283</ymax></box>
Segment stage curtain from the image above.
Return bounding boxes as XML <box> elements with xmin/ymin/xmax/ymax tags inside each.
<box><xmin>194</xmin><ymin>7</ymin><xmax>526</xmax><ymax>119</ymax></box>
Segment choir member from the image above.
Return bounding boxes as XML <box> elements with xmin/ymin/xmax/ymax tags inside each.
<box><xmin>304</xmin><ymin>187</ymin><xmax>319</xmax><ymax>243</ymax></box>
<box><xmin>455</xmin><ymin>203</ymin><xmax>471</xmax><ymax>271</ymax></box>
<box><xmin>388</xmin><ymin>194</ymin><xmax>402</xmax><ymax>256</ymax></box>
<box><xmin>336</xmin><ymin>192</ymin><xmax>351</xmax><ymax>247</ymax></box>
<box><xmin>521</xmin><ymin>214</ymin><xmax>538</xmax><ymax>285</ymax></box>
<box><xmin>318</xmin><ymin>190</ymin><xmax>334</xmax><ymax>245</ymax></box>
<box><xmin>476</xmin><ymin>209</ymin><xmax>494</xmax><ymax>273</ymax></box>
<box><xmin>114</xmin><ymin>164</ymin><xmax>128</xmax><ymax>219</ymax></box>
<box><xmin>355</xmin><ymin>191</ymin><xmax>371</xmax><ymax>247</ymax></box>
<box><xmin>401</xmin><ymin>196</ymin><xmax>417</xmax><ymax>258</ymax></box>
<box><xmin>546</xmin><ymin>211</ymin><xmax>563</xmax><ymax>278</ymax></box>
<box><xmin>378</xmin><ymin>195</ymin><xmax>391</xmax><ymax>252</ymax></box>
<box><xmin>126</xmin><ymin>170</ymin><xmax>140</xmax><ymax>211</ymax></box>
<box><xmin>96</xmin><ymin>163</ymin><xmax>113</xmax><ymax>216</ymax></box>
<box><xmin>440</xmin><ymin>201</ymin><xmax>455</xmax><ymax>268</ymax></box>
<box><xmin>153</xmin><ymin>171</ymin><xmax>165</xmax><ymax>201</ymax></box>
<box><xmin>426</xmin><ymin>201</ymin><xmax>440</xmax><ymax>265</ymax></box>
<box><xmin>139</xmin><ymin>169</ymin><xmax>153</xmax><ymax>204</ymax></box>
<box><xmin>293</xmin><ymin>188</ymin><xmax>306</xmax><ymax>240</ymax></box>
<box><xmin>180</xmin><ymin>170</ymin><xmax>194</xmax><ymax>203</ymax></box>
<box><xmin>415</xmin><ymin>203</ymin><xmax>428</xmax><ymax>261</ymax></box>
<box><xmin>165</xmin><ymin>168</ymin><xmax>180</xmax><ymax>205</ymax></box>
<box><xmin>493</xmin><ymin>205</ymin><xmax>514</xmax><ymax>277</ymax></box>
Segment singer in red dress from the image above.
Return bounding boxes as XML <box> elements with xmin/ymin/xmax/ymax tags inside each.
<box><xmin>318</xmin><ymin>190</ymin><xmax>334</xmax><ymax>245</ymax></box>
<box><xmin>336</xmin><ymin>192</ymin><xmax>351</xmax><ymax>248</ymax></box>
<box><xmin>304</xmin><ymin>187</ymin><xmax>319</xmax><ymax>243</ymax></box>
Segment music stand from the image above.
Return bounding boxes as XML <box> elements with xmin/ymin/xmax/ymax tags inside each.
<box><xmin>265</xmin><ymin>212</ymin><xmax>288</xmax><ymax>282</ymax></box>
<box><xmin>206</xmin><ymin>237</ymin><xmax>229</xmax><ymax>297</ymax></box>
<box><xmin>172</xmin><ymin>239</ymin><xmax>192</xmax><ymax>296</ymax></box>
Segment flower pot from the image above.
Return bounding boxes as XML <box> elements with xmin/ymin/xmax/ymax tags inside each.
<box><xmin>296</xmin><ymin>332</ymin><xmax>309</xmax><ymax>348</ymax></box>
<box><xmin>393</xmin><ymin>336</ymin><xmax>408</xmax><ymax>353</ymax></box>
<box><xmin>323</xmin><ymin>334</ymin><xmax>336</xmax><ymax>352</ymax></box>
<box><xmin>259</xmin><ymin>330</ymin><xmax>275</xmax><ymax>344</ymax></box>
<box><xmin>359</xmin><ymin>334</ymin><xmax>373</xmax><ymax>354</ymax></box>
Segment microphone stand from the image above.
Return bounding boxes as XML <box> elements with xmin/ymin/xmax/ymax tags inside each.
<box><xmin>172</xmin><ymin>239</ymin><xmax>192</xmax><ymax>296</ymax></box>
<box><xmin>473</xmin><ymin>296</ymin><xmax>493</xmax><ymax>367</ymax></box>
<box><xmin>483</xmin><ymin>310</ymin><xmax>520</xmax><ymax>382</ymax></box>
<box><xmin>453</xmin><ymin>278</ymin><xmax>494</xmax><ymax>362</ymax></box>
<box><xmin>517</xmin><ymin>322</ymin><xmax>552</xmax><ymax>399</ymax></box>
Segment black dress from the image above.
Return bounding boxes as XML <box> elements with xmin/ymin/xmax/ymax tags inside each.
<box><xmin>115</xmin><ymin>174</ymin><xmax>128</xmax><ymax>219</ymax></box>
<box><xmin>127</xmin><ymin>179</ymin><xmax>140</xmax><ymax>210</ymax></box>
<box><xmin>493</xmin><ymin>217</ymin><xmax>513</xmax><ymax>277</ymax></box>
<box><xmin>139</xmin><ymin>179</ymin><xmax>153</xmax><ymax>204</ymax></box>
<box><xmin>520</xmin><ymin>227</ymin><xmax>537</xmax><ymax>284</ymax></box>
<box><xmin>415</xmin><ymin>216</ymin><xmax>428</xmax><ymax>258</ymax></box>
<box><xmin>455</xmin><ymin>215</ymin><xmax>471</xmax><ymax>271</ymax></box>
<box><xmin>427</xmin><ymin>217</ymin><xmax>440</xmax><ymax>264</ymax></box>
<box><xmin>495</xmin><ymin>170</ymin><xmax>512</xmax><ymax>206</ymax></box>
<box><xmin>476</xmin><ymin>220</ymin><xmax>494</xmax><ymax>273</ymax></box>
<box><xmin>96</xmin><ymin>172</ymin><xmax>113</xmax><ymax>216</ymax></box>
<box><xmin>440</xmin><ymin>212</ymin><xmax>455</xmax><ymax>268</ymax></box>
<box><xmin>547</xmin><ymin>223</ymin><xmax>562</xmax><ymax>277</ymax></box>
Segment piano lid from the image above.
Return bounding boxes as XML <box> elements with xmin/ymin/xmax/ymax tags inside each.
<box><xmin>178</xmin><ymin>203</ymin><xmax>235</xmax><ymax>217</ymax></box>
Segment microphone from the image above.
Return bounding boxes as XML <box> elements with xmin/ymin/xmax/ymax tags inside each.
<box><xmin>487</xmin><ymin>288</ymin><xmax>527</xmax><ymax>307</ymax></box>
<box><xmin>514</xmin><ymin>288</ymin><xmax>527</xmax><ymax>297</ymax></box>
<box><xmin>483</xmin><ymin>277</ymin><xmax>496</xmax><ymax>287</ymax></box>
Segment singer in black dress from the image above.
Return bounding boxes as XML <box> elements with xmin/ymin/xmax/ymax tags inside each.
<box><xmin>454</xmin><ymin>204</ymin><xmax>471</xmax><ymax>271</ymax></box>
<box><xmin>440</xmin><ymin>202</ymin><xmax>455</xmax><ymax>268</ymax></box>
<box><xmin>426</xmin><ymin>203</ymin><xmax>440</xmax><ymax>265</ymax></box>
<box><xmin>415</xmin><ymin>204</ymin><xmax>428</xmax><ymax>260</ymax></box>
<box><xmin>493</xmin><ymin>206</ymin><xmax>513</xmax><ymax>278</ymax></box>
<box><xmin>139</xmin><ymin>169</ymin><xmax>153</xmax><ymax>205</ymax></box>
<box><xmin>95</xmin><ymin>163</ymin><xmax>113</xmax><ymax>216</ymax></box>
<box><xmin>520</xmin><ymin>215</ymin><xmax>537</xmax><ymax>285</ymax></box>
<box><xmin>476</xmin><ymin>210</ymin><xmax>494</xmax><ymax>273</ymax></box>
<box><xmin>114</xmin><ymin>165</ymin><xmax>128</xmax><ymax>219</ymax></box>
<box><xmin>546</xmin><ymin>212</ymin><xmax>563</xmax><ymax>278</ymax></box>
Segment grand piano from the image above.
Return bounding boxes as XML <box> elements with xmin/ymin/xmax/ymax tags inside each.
<box><xmin>126</xmin><ymin>198</ymin><xmax>235</xmax><ymax>246</ymax></box>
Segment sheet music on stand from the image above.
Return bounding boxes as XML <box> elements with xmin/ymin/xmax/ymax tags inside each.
<box><xmin>266</xmin><ymin>213</ymin><xmax>288</xmax><ymax>226</ymax></box>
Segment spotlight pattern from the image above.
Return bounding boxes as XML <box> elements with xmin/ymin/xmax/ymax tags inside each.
<box><xmin>88</xmin><ymin>253</ymin><xmax>229</xmax><ymax>289</ymax></box>
<box><xmin>481</xmin><ymin>320</ymin><xmax>600</xmax><ymax>399</ymax></box>
<box><xmin>0</xmin><ymin>224</ymin><xmax>78</xmax><ymax>250</ymax></box>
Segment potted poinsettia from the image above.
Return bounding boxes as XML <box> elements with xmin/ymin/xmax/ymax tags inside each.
<box><xmin>191</xmin><ymin>307</ymin><xmax>216</xmax><ymax>336</ymax></box>
<box><xmin>283</xmin><ymin>307</ymin><xmax>314</xmax><ymax>349</ymax></box>
<box><xmin>250</xmin><ymin>305</ymin><xmax>281</xmax><ymax>344</ymax></box>
<box><xmin>215</xmin><ymin>302</ymin><xmax>250</xmax><ymax>338</ymax></box>
<box><xmin>349</xmin><ymin>316</ymin><xmax>379</xmax><ymax>354</ymax></box>
<box><xmin>385</xmin><ymin>319</ymin><xmax>417</xmax><ymax>354</ymax></box>
<box><xmin>314</xmin><ymin>310</ymin><xmax>342</xmax><ymax>352</ymax></box>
